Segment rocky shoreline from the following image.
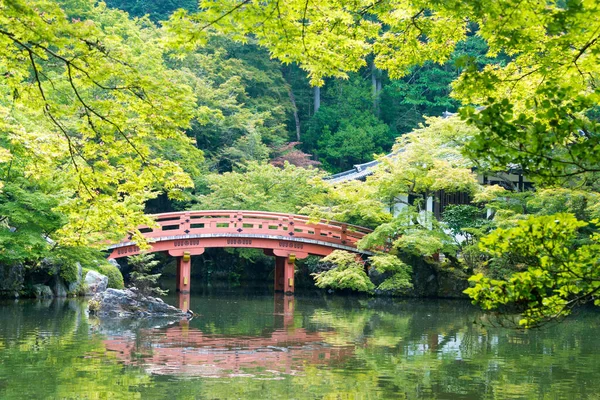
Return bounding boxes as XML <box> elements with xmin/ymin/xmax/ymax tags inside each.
<box><xmin>0</xmin><ymin>259</ymin><xmax>123</xmax><ymax>300</ymax></box>
<box><xmin>23</xmin><ymin>265</ymin><xmax>110</xmax><ymax>299</ymax></box>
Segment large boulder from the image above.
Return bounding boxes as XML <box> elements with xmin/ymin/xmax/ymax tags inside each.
<box><xmin>68</xmin><ymin>262</ymin><xmax>83</xmax><ymax>294</ymax></box>
<box><xmin>32</xmin><ymin>284</ymin><xmax>54</xmax><ymax>299</ymax></box>
<box><xmin>0</xmin><ymin>263</ymin><xmax>24</xmax><ymax>297</ymax></box>
<box><xmin>84</xmin><ymin>270</ymin><xmax>108</xmax><ymax>296</ymax></box>
<box><xmin>407</xmin><ymin>257</ymin><xmax>469</xmax><ymax>298</ymax></box>
<box><xmin>88</xmin><ymin>288</ymin><xmax>189</xmax><ymax>319</ymax></box>
<box><xmin>51</xmin><ymin>276</ymin><xmax>68</xmax><ymax>297</ymax></box>
<box><xmin>436</xmin><ymin>268</ymin><xmax>470</xmax><ymax>298</ymax></box>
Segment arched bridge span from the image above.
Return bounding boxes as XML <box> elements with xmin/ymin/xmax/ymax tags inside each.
<box><xmin>107</xmin><ymin>210</ymin><xmax>372</xmax><ymax>294</ymax></box>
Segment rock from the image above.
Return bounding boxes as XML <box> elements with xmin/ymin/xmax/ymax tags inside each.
<box><xmin>67</xmin><ymin>280</ymin><xmax>79</xmax><ymax>295</ymax></box>
<box><xmin>407</xmin><ymin>256</ymin><xmax>469</xmax><ymax>298</ymax></box>
<box><xmin>84</xmin><ymin>270</ymin><xmax>108</xmax><ymax>296</ymax></box>
<box><xmin>108</xmin><ymin>259</ymin><xmax>121</xmax><ymax>269</ymax></box>
<box><xmin>436</xmin><ymin>268</ymin><xmax>469</xmax><ymax>298</ymax></box>
<box><xmin>51</xmin><ymin>276</ymin><xmax>68</xmax><ymax>297</ymax></box>
<box><xmin>32</xmin><ymin>284</ymin><xmax>54</xmax><ymax>299</ymax></box>
<box><xmin>368</xmin><ymin>266</ymin><xmax>386</xmax><ymax>286</ymax></box>
<box><xmin>0</xmin><ymin>263</ymin><xmax>24</xmax><ymax>294</ymax></box>
<box><xmin>89</xmin><ymin>288</ymin><xmax>189</xmax><ymax>319</ymax></box>
<box><xmin>68</xmin><ymin>263</ymin><xmax>83</xmax><ymax>294</ymax></box>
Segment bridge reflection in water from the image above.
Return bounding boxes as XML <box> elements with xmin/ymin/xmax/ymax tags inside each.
<box><xmin>103</xmin><ymin>294</ymin><xmax>354</xmax><ymax>377</ymax></box>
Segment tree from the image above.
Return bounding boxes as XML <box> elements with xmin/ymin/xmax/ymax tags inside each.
<box><xmin>0</xmin><ymin>0</ymin><xmax>198</xmax><ymax>248</ymax></box>
<box><xmin>128</xmin><ymin>253</ymin><xmax>166</xmax><ymax>297</ymax></box>
<box><xmin>443</xmin><ymin>205</ymin><xmax>489</xmax><ymax>238</ymax></box>
<box><xmin>369</xmin><ymin>116</ymin><xmax>480</xmax><ymax>211</ymax></box>
<box><xmin>358</xmin><ymin>207</ymin><xmax>456</xmax><ymax>261</ymax></box>
<box><xmin>301</xmin><ymin>179</ymin><xmax>391</xmax><ymax>229</ymax></box>
<box><xmin>312</xmin><ymin>251</ymin><xmax>412</xmax><ymax>295</ymax></box>
<box><xmin>460</xmin><ymin>88</ymin><xmax>600</xmax><ymax>185</ymax></box>
<box><xmin>379</xmin><ymin>35</ymin><xmax>504</xmax><ymax>135</ymax></box>
<box><xmin>166</xmin><ymin>33</ymin><xmax>293</xmax><ymax>173</ymax></box>
<box><xmin>174</xmin><ymin>1</ymin><xmax>599</xmax><ymax>109</ymax></box>
<box><xmin>316</xmin><ymin>112</ymin><xmax>393</xmax><ymax>172</ymax></box>
<box><xmin>0</xmin><ymin>163</ymin><xmax>108</xmax><ymax>292</ymax></box>
<box><xmin>442</xmin><ymin>204</ymin><xmax>493</xmax><ymax>273</ymax></box>
<box><xmin>168</xmin><ymin>1</ymin><xmax>466</xmax><ymax>85</ymax></box>
<box><xmin>270</xmin><ymin>142</ymin><xmax>320</xmax><ymax>168</ymax></box>
<box><xmin>465</xmin><ymin>214</ymin><xmax>600</xmax><ymax>328</ymax></box>
<box><xmin>302</xmin><ymin>75</ymin><xmax>394</xmax><ymax>172</ymax></box>
<box><xmin>104</xmin><ymin>0</ymin><xmax>198</xmax><ymax>22</ymax></box>
<box><xmin>197</xmin><ymin>162</ymin><xmax>328</xmax><ymax>213</ymax></box>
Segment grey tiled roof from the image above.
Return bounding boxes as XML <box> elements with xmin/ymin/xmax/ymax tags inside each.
<box><xmin>326</xmin><ymin>112</ymin><xmax>457</xmax><ymax>184</ymax></box>
<box><xmin>326</xmin><ymin>159</ymin><xmax>381</xmax><ymax>184</ymax></box>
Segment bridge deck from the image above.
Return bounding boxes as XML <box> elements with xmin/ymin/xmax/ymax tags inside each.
<box><xmin>108</xmin><ymin>210</ymin><xmax>372</xmax><ymax>258</ymax></box>
<box><xmin>107</xmin><ymin>211</ymin><xmax>373</xmax><ymax>294</ymax></box>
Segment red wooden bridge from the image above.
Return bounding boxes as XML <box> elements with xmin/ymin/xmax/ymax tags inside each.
<box><xmin>107</xmin><ymin>210</ymin><xmax>372</xmax><ymax>294</ymax></box>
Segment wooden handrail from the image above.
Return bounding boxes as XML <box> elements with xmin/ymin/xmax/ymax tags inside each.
<box><xmin>119</xmin><ymin>210</ymin><xmax>372</xmax><ymax>249</ymax></box>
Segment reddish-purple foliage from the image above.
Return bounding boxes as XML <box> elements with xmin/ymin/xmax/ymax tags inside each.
<box><xmin>271</xmin><ymin>142</ymin><xmax>321</xmax><ymax>168</ymax></box>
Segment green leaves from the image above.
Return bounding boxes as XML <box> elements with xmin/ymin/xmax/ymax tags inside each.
<box><xmin>0</xmin><ymin>179</ymin><xmax>63</xmax><ymax>265</ymax></box>
<box><xmin>369</xmin><ymin>253</ymin><xmax>413</xmax><ymax>294</ymax></box>
<box><xmin>301</xmin><ymin>179</ymin><xmax>391</xmax><ymax>229</ymax></box>
<box><xmin>367</xmin><ymin>116</ymin><xmax>480</xmax><ymax>211</ymax></box>
<box><xmin>315</xmin><ymin>112</ymin><xmax>393</xmax><ymax>172</ymax></box>
<box><xmin>98</xmin><ymin>264</ymin><xmax>124</xmax><ymax>289</ymax></box>
<box><xmin>128</xmin><ymin>252</ymin><xmax>166</xmax><ymax>296</ymax></box>
<box><xmin>442</xmin><ymin>205</ymin><xmax>489</xmax><ymax>237</ymax></box>
<box><xmin>313</xmin><ymin>251</ymin><xmax>375</xmax><ymax>293</ymax></box>
<box><xmin>167</xmin><ymin>33</ymin><xmax>292</xmax><ymax>172</ymax></box>
<box><xmin>461</xmin><ymin>84</ymin><xmax>600</xmax><ymax>185</ymax></box>
<box><xmin>359</xmin><ymin>207</ymin><xmax>455</xmax><ymax>258</ymax></box>
<box><xmin>465</xmin><ymin>214</ymin><xmax>600</xmax><ymax>327</ymax></box>
<box><xmin>171</xmin><ymin>0</ymin><xmax>469</xmax><ymax>85</ymax></box>
<box><xmin>0</xmin><ymin>0</ymin><xmax>197</xmax><ymax>247</ymax></box>
<box><xmin>197</xmin><ymin>162</ymin><xmax>327</xmax><ymax>213</ymax></box>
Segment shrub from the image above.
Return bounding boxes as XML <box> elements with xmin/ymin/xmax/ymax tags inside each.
<box><xmin>98</xmin><ymin>264</ymin><xmax>124</xmax><ymax>289</ymax></box>
<box><xmin>75</xmin><ymin>283</ymin><xmax>88</xmax><ymax>297</ymax></box>
<box><xmin>369</xmin><ymin>254</ymin><xmax>413</xmax><ymax>295</ymax></box>
<box><xmin>442</xmin><ymin>204</ymin><xmax>487</xmax><ymax>236</ymax></box>
<box><xmin>312</xmin><ymin>250</ymin><xmax>375</xmax><ymax>293</ymax></box>
<box><xmin>59</xmin><ymin>262</ymin><xmax>79</xmax><ymax>283</ymax></box>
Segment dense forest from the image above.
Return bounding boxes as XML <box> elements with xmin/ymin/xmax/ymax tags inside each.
<box><xmin>1</xmin><ymin>0</ymin><xmax>599</xmax><ymax>327</ymax></box>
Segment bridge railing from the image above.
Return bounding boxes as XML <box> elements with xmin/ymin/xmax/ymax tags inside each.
<box><xmin>129</xmin><ymin>210</ymin><xmax>371</xmax><ymax>249</ymax></box>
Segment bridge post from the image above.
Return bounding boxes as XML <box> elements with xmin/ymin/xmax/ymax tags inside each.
<box><xmin>274</xmin><ymin>254</ymin><xmax>295</xmax><ymax>295</ymax></box>
<box><xmin>176</xmin><ymin>251</ymin><xmax>191</xmax><ymax>294</ymax></box>
<box><xmin>274</xmin><ymin>257</ymin><xmax>284</xmax><ymax>292</ymax></box>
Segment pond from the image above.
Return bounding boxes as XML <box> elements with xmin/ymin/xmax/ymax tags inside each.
<box><xmin>0</xmin><ymin>286</ymin><xmax>598</xmax><ymax>399</ymax></box>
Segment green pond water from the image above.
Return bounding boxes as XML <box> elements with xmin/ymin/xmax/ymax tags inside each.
<box><xmin>0</xmin><ymin>286</ymin><xmax>599</xmax><ymax>399</ymax></box>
